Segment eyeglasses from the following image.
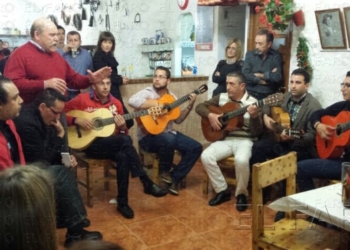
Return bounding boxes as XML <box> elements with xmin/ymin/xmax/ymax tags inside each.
<box><xmin>226</xmin><ymin>46</ymin><xmax>236</xmax><ymax>50</ymax></box>
<box><xmin>341</xmin><ymin>83</ymin><xmax>350</xmax><ymax>89</ymax></box>
<box><xmin>48</xmin><ymin>106</ymin><xmax>62</xmax><ymax>115</ymax></box>
<box><xmin>153</xmin><ymin>75</ymin><xmax>167</xmax><ymax>79</ymax></box>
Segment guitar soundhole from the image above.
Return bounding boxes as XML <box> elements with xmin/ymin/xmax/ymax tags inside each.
<box><xmin>93</xmin><ymin>118</ymin><xmax>103</xmax><ymax>130</ymax></box>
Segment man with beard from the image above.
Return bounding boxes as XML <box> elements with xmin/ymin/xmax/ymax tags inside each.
<box><xmin>128</xmin><ymin>66</ymin><xmax>202</xmax><ymax>196</ymax></box>
<box><xmin>242</xmin><ymin>29</ymin><xmax>283</xmax><ymax>100</ymax></box>
<box><xmin>4</xmin><ymin>18</ymin><xmax>110</xmax><ymax>104</ymax></box>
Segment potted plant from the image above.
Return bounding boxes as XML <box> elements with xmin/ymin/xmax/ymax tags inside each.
<box><xmin>255</xmin><ymin>0</ymin><xmax>294</xmax><ymax>32</ymax></box>
<box><xmin>296</xmin><ymin>37</ymin><xmax>312</xmax><ymax>79</ymax></box>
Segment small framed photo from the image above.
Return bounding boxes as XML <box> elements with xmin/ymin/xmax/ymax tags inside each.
<box><xmin>315</xmin><ymin>9</ymin><xmax>347</xmax><ymax>49</ymax></box>
<box><xmin>344</xmin><ymin>7</ymin><xmax>350</xmax><ymax>48</ymax></box>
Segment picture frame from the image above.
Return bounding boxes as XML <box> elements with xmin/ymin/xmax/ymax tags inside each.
<box><xmin>315</xmin><ymin>9</ymin><xmax>347</xmax><ymax>49</ymax></box>
<box><xmin>344</xmin><ymin>7</ymin><xmax>350</xmax><ymax>48</ymax></box>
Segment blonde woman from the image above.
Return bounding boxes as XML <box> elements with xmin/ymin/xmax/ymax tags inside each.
<box><xmin>212</xmin><ymin>38</ymin><xmax>244</xmax><ymax>97</ymax></box>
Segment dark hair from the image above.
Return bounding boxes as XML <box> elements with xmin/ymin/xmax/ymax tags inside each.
<box><xmin>0</xmin><ymin>166</ymin><xmax>57</xmax><ymax>250</ymax></box>
<box><xmin>322</xmin><ymin>14</ymin><xmax>332</xmax><ymax>25</ymax></box>
<box><xmin>0</xmin><ymin>39</ymin><xmax>3</xmax><ymax>44</ymax></box>
<box><xmin>67</xmin><ymin>240</ymin><xmax>124</xmax><ymax>250</ymax></box>
<box><xmin>257</xmin><ymin>29</ymin><xmax>274</xmax><ymax>43</ymax></box>
<box><xmin>1</xmin><ymin>48</ymin><xmax>11</xmax><ymax>57</ymax></box>
<box><xmin>155</xmin><ymin>66</ymin><xmax>171</xmax><ymax>79</ymax></box>
<box><xmin>291</xmin><ymin>68</ymin><xmax>310</xmax><ymax>84</ymax></box>
<box><xmin>67</xmin><ymin>30</ymin><xmax>81</xmax><ymax>40</ymax></box>
<box><xmin>57</xmin><ymin>25</ymin><xmax>65</xmax><ymax>33</ymax></box>
<box><xmin>96</xmin><ymin>31</ymin><xmax>115</xmax><ymax>54</ymax></box>
<box><xmin>34</xmin><ymin>88</ymin><xmax>66</xmax><ymax>107</ymax></box>
<box><xmin>346</xmin><ymin>71</ymin><xmax>350</xmax><ymax>77</ymax></box>
<box><xmin>0</xmin><ymin>76</ymin><xmax>13</xmax><ymax>105</ymax></box>
<box><xmin>227</xmin><ymin>71</ymin><xmax>246</xmax><ymax>84</ymax></box>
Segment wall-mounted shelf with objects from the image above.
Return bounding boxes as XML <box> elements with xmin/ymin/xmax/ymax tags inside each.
<box><xmin>140</xmin><ymin>44</ymin><xmax>174</xmax><ymax>74</ymax></box>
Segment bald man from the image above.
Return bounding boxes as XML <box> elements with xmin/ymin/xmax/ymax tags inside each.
<box><xmin>4</xmin><ymin>18</ymin><xmax>111</xmax><ymax>104</ymax></box>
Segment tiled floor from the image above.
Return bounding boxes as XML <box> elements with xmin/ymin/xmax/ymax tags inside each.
<box><xmin>57</xmin><ymin>160</ymin><xmax>276</xmax><ymax>249</ymax></box>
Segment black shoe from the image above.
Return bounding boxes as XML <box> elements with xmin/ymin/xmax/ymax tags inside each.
<box><xmin>274</xmin><ymin>211</ymin><xmax>285</xmax><ymax>222</ymax></box>
<box><xmin>209</xmin><ymin>190</ymin><xmax>231</xmax><ymax>206</ymax></box>
<box><xmin>144</xmin><ymin>183</ymin><xmax>168</xmax><ymax>197</ymax></box>
<box><xmin>64</xmin><ymin>229</ymin><xmax>103</xmax><ymax>247</ymax></box>
<box><xmin>168</xmin><ymin>182</ymin><xmax>179</xmax><ymax>196</ymax></box>
<box><xmin>236</xmin><ymin>194</ymin><xmax>248</xmax><ymax>212</ymax></box>
<box><xmin>79</xmin><ymin>218</ymin><xmax>90</xmax><ymax>228</ymax></box>
<box><xmin>160</xmin><ymin>171</ymin><xmax>172</xmax><ymax>184</ymax></box>
<box><xmin>117</xmin><ymin>204</ymin><xmax>134</xmax><ymax>219</ymax></box>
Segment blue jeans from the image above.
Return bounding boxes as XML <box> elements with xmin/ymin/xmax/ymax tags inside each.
<box><xmin>43</xmin><ymin>165</ymin><xmax>87</xmax><ymax>228</ymax></box>
<box><xmin>139</xmin><ymin>131</ymin><xmax>202</xmax><ymax>184</ymax></box>
<box><xmin>297</xmin><ymin>158</ymin><xmax>342</xmax><ymax>192</ymax></box>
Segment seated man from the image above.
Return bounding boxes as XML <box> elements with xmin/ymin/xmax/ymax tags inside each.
<box><xmin>297</xmin><ymin>71</ymin><xmax>350</xmax><ymax>192</ymax></box>
<box><xmin>128</xmin><ymin>66</ymin><xmax>202</xmax><ymax>195</ymax></box>
<box><xmin>3</xmin><ymin>78</ymin><xmax>101</xmax><ymax>247</ymax></box>
<box><xmin>251</xmin><ymin>69</ymin><xmax>322</xmax><ymax>165</ymax></box>
<box><xmin>195</xmin><ymin>72</ymin><xmax>262</xmax><ymax>212</ymax></box>
<box><xmin>64</xmin><ymin>77</ymin><xmax>168</xmax><ymax>219</ymax></box>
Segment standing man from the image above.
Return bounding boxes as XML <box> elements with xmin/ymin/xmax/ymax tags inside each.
<box><xmin>57</xmin><ymin>25</ymin><xmax>66</xmax><ymax>49</ymax></box>
<box><xmin>242</xmin><ymin>29</ymin><xmax>283</xmax><ymax>100</ymax></box>
<box><xmin>128</xmin><ymin>66</ymin><xmax>202</xmax><ymax>195</ymax></box>
<box><xmin>64</xmin><ymin>77</ymin><xmax>168</xmax><ymax>219</ymax></box>
<box><xmin>0</xmin><ymin>78</ymin><xmax>101</xmax><ymax>247</ymax></box>
<box><xmin>196</xmin><ymin>72</ymin><xmax>262</xmax><ymax>211</ymax></box>
<box><xmin>250</xmin><ymin>69</ymin><xmax>322</xmax><ymax>165</ymax></box>
<box><xmin>297</xmin><ymin>71</ymin><xmax>350</xmax><ymax>192</ymax></box>
<box><xmin>58</xmin><ymin>30</ymin><xmax>93</xmax><ymax>100</ymax></box>
<box><xmin>4</xmin><ymin>18</ymin><xmax>110</xmax><ymax>104</ymax></box>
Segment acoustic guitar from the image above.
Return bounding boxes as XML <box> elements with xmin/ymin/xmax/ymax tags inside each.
<box><xmin>201</xmin><ymin>93</ymin><xmax>284</xmax><ymax>142</ymax></box>
<box><xmin>316</xmin><ymin>111</ymin><xmax>350</xmax><ymax>159</ymax></box>
<box><xmin>67</xmin><ymin>107</ymin><xmax>163</xmax><ymax>150</ymax></box>
<box><xmin>270</xmin><ymin>107</ymin><xmax>303</xmax><ymax>141</ymax></box>
<box><xmin>138</xmin><ymin>84</ymin><xmax>208</xmax><ymax>135</ymax></box>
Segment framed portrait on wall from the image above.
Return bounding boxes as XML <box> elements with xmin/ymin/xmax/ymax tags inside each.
<box><xmin>344</xmin><ymin>7</ymin><xmax>350</xmax><ymax>48</ymax></box>
<box><xmin>315</xmin><ymin>9</ymin><xmax>347</xmax><ymax>49</ymax></box>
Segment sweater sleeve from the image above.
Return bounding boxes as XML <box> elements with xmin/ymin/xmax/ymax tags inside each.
<box><xmin>64</xmin><ymin>95</ymin><xmax>83</xmax><ymax>125</ymax></box>
<box><xmin>309</xmin><ymin>101</ymin><xmax>347</xmax><ymax>129</ymax></box>
<box><xmin>212</xmin><ymin>60</ymin><xmax>226</xmax><ymax>85</ymax></box>
<box><xmin>195</xmin><ymin>95</ymin><xmax>221</xmax><ymax>117</ymax></box>
<box><xmin>65</xmin><ymin>62</ymin><xmax>91</xmax><ymax>89</ymax></box>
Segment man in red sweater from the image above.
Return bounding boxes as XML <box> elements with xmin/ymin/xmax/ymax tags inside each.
<box><xmin>64</xmin><ymin>77</ymin><xmax>168</xmax><ymax>219</ymax></box>
<box><xmin>4</xmin><ymin>17</ymin><xmax>111</xmax><ymax>104</ymax></box>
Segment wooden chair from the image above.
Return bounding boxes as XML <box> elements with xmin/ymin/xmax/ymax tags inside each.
<box><xmin>71</xmin><ymin>150</ymin><xmax>116</xmax><ymax>208</ymax></box>
<box><xmin>252</xmin><ymin>151</ymin><xmax>342</xmax><ymax>250</ymax></box>
<box><xmin>203</xmin><ymin>156</ymin><xmax>236</xmax><ymax>194</ymax></box>
<box><xmin>139</xmin><ymin>147</ymin><xmax>186</xmax><ymax>187</ymax></box>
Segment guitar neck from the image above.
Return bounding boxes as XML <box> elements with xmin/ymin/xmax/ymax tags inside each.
<box><xmin>169</xmin><ymin>89</ymin><xmax>200</xmax><ymax>110</ymax></box>
<box><xmin>340</xmin><ymin>121</ymin><xmax>350</xmax><ymax>134</ymax></box>
<box><xmin>100</xmin><ymin>109</ymin><xmax>152</xmax><ymax>126</ymax></box>
<box><xmin>224</xmin><ymin>99</ymin><xmax>264</xmax><ymax>121</ymax></box>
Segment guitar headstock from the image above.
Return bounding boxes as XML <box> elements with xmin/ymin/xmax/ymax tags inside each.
<box><xmin>263</xmin><ymin>93</ymin><xmax>284</xmax><ymax>106</ymax></box>
<box><xmin>148</xmin><ymin>106</ymin><xmax>164</xmax><ymax>116</ymax></box>
<box><xmin>194</xmin><ymin>84</ymin><xmax>208</xmax><ymax>95</ymax></box>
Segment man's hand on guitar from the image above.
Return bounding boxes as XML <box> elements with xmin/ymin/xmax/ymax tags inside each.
<box><xmin>50</xmin><ymin>118</ymin><xmax>65</xmax><ymax>138</ymax></box>
<box><xmin>247</xmin><ymin>104</ymin><xmax>259</xmax><ymax>118</ymax></box>
<box><xmin>280</xmin><ymin>129</ymin><xmax>295</xmax><ymax>141</ymax></box>
<box><xmin>263</xmin><ymin>114</ymin><xmax>276</xmax><ymax>130</ymax></box>
<box><xmin>114</xmin><ymin>114</ymin><xmax>127</xmax><ymax>131</ymax></box>
<box><xmin>316</xmin><ymin>123</ymin><xmax>335</xmax><ymax>140</ymax></box>
<box><xmin>75</xmin><ymin>118</ymin><xmax>94</xmax><ymax>130</ymax></box>
<box><xmin>188</xmin><ymin>93</ymin><xmax>197</xmax><ymax>105</ymax></box>
<box><xmin>208</xmin><ymin>113</ymin><xmax>223</xmax><ymax>131</ymax></box>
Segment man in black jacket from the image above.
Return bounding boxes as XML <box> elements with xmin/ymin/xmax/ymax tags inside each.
<box><xmin>13</xmin><ymin>89</ymin><xmax>102</xmax><ymax>247</ymax></box>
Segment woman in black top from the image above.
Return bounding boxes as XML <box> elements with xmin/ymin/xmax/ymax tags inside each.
<box><xmin>93</xmin><ymin>31</ymin><xmax>134</xmax><ymax>129</ymax></box>
<box><xmin>212</xmin><ymin>38</ymin><xmax>244</xmax><ymax>97</ymax></box>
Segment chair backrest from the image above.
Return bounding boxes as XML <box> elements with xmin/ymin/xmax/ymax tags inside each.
<box><xmin>251</xmin><ymin>151</ymin><xmax>297</xmax><ymax>247</ymax></box>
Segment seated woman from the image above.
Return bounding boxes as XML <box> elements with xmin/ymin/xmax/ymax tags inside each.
<box><xmin>212</xmin><ymin>38</ymin><xmax>244</xmax><ymax>97</ymax></box>
<box><xmin>0</xmin><ymin>166</ymin><xmax>57</xmax><ymax>250</ymax></box>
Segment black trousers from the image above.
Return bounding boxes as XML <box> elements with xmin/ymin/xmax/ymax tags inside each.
<box><xmin>84</xmin><ymin>135</ymin><xmax>145</xmax><ymax>205</ymax></box>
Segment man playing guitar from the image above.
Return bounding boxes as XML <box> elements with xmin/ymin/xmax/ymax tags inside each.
<box><xmin>64</xmin><ymin>77</ymin><xmax>168</xmax><ymax>219</ymax></box>
<box><xmin>297</xmin><ymin>71</ymin><xmax>350</xmax><ymax>193</ymax></box>
<box><xmin>128</xmin><ymin>66</ymin><xmax>202</xmax><ymax>196</ymax></box>
<box><xmin>196</xmin><ymin>72</ymin><xmax>262</xmax><ymax>212</ymax></box>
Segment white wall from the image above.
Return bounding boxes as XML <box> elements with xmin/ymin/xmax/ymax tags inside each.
<box><xmin>291</xmin><ymin>0</ymin><xmax>350</xmax><ymax>107</ymax></box>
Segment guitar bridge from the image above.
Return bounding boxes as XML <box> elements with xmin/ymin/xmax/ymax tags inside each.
<box><xmin>151</xmin><ymin>115</ymin><xmax>159</xmax><ymax>125</ymax></box>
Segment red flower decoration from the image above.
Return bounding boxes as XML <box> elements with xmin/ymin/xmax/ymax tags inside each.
<box><xmin>259</xmin><ymin>14</ymin><xmax>268</xmax><ymax>25</ymax></box>
<box><xmin>275</xmin><ymin>0</ymin><xmax>280</xmax><ymax>6</ymax></box>
<box><xmin>267</xmin><ymin>23</ymin><xmax>273</xmax><ymax>29</ymax></box>
<box><xmin>255</xmin><ymin>6</ymin><xmax>260</xmax><ymax>13</ymax></box>
<box><xmin>274</xmin><ymin>15</ymin><xmax>281</xmax><ymax>23</ymax></box>
<box><xmin>264</xmin><ymin>0</ymin><xmax>270</xmax><ymax>5</ymax></box>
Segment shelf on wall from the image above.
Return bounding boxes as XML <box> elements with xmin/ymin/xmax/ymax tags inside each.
<box><xmin>139</xmin><ymin>43</ymin><xmax>174</xmax><ymax>52</ymax></box>
<box><xmin>0</xmin><ymin>34</ymin><xmax>30</xmax><ymax>37</ymax></box>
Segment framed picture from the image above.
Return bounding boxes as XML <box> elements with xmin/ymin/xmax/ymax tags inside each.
<box><xmin>344</xmin><ymin>7</ymin><xmax>350</xmax><ymax>48</ymax></box>
<box><xmin>315</xmin><ymin>9</ymin><xmax>347</xmax><ymax>49</ymax></box>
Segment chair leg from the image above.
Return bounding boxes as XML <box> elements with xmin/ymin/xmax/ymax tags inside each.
<box><xmin>104</xmin><ymin>165</ymin><xmax>110</xmax><ymax>191</ymax></box>
<box><xmin>87</xmin><ymin>164</ymin><xmax>94</xmax><ymax>208</ymax></box>
<box><xmin>152</xmin><ymin>156</ymin><xmax>160</xmax><ymax>185</ymax></box>
<box><xmin>203</xmin><ymin>172</ymin><xmax>209</xmax><ymax>195</ymax></box>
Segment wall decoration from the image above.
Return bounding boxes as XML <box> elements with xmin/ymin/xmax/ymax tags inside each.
<box><xmin>315</xmin><ymin>8</ymin><xmax>347</xmax><ymax>49</ymax></box>
<box><xmin>195</xmin><ymin>6</ymin><xmax>213</xmax><ymax>51</ymax></box>
<box><xmin>344</xmin><ymin>7</ymin><xmax>350</xmax><ymax>48</ymax></box>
